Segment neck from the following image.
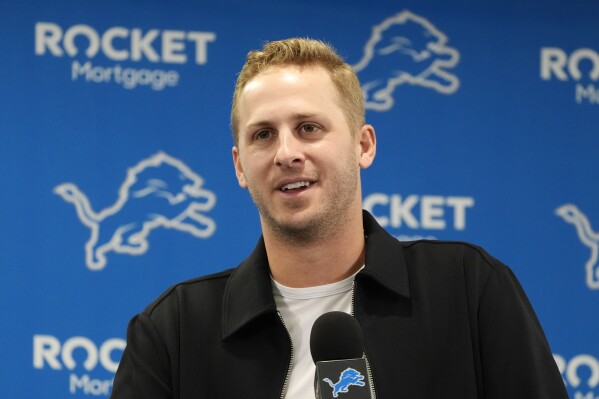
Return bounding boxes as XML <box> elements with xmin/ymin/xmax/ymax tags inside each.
<box><xmin>262</xmin><ymin>209</ymin><xmax>365</xmax><ymax>288</ymax></box>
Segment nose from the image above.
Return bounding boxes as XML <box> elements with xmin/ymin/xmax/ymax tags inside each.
<box><xmin>274</xmin><ymin>130</ymin><xmax>305</xmax><ymax>168</ymax></box>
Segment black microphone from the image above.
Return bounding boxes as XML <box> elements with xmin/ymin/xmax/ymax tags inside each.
<box><xmin>310</xmin><ymin>312</ymin><xmax>374</xmax><ymax>399</ymax></box>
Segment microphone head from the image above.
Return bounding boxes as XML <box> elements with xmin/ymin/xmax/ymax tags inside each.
<box><xmin>310</xmin><ymin>311</ymin><xmax>364</xmax><ymax>363</ymax></box>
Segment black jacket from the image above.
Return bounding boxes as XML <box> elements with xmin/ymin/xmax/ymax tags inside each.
<box><xmin>111</xmin><ymin>211</ymin><xmax>567</xmax><ymax>398</ymax></box>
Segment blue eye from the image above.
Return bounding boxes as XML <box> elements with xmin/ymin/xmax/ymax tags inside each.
<box><xmin>301</xmin><ymin>124</ymin><xmax>319</xmax><ymax>133</ymax></box>
<box><xmin>255</xmin><ymin>130</ymin><xmax>272</xmax><ymax>140</ymax></box>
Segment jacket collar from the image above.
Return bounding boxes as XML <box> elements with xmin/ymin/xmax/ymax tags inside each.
<box><xmin>221</xmin><ymin>235</ymin><xmax>275</xmax><ymax>340</ymax></box>
<box><xmin>360</xmin><ymin>210</ymin><xmax>411</xmax><ymax>298</ymax></box>
<box><xmin>221</xmin><ymin>210</ymin><xmax>411</xmax><ymax>340</ymax></box>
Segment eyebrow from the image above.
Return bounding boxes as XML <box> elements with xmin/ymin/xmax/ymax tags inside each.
<box><xmin>245</xmin><ymin>112</ymin><xmax>331</xmax><ymax>131</ymax></box>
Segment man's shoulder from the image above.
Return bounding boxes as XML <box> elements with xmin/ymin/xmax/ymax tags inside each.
<box><xmin>395</xmin><ymin>239</ymin><xmax>515</xmax><ymax>301</ymax></box>
<box><xmin>364</xmin><ymin>210</ymin><xmax>505</xmax><ymax>273</ymax></box>
<box><xmin>399</xmin><ymin>239</ymin><xmax>506</xmax><ymax>273</ymax></box>
<box><xmin>400</xmin><ymin>239</ymin><xmax>497</xmax><ymax>257</ymax></box>
<box><xmin>143</xmin><ymin>267</ymin><xmax>236</xmax><ymax>317</ymax></box>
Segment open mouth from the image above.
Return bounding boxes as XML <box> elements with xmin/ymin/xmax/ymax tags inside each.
<box><xmin>280</xmin><ymin>181</ymin><xmax>312</xmax><ymax>192</ymax></box>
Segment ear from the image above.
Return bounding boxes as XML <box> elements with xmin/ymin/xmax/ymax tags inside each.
<box><xmin>232</xmin><ymin>146</ymin><xmax>248</xmax><ymax>189</ymax></box>
<box><xmin>357</xmin><ymin>124</ymin><xmax>376</xmax><ymax>169</ymax></box>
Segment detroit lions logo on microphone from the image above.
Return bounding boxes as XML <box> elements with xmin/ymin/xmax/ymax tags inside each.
<box><xmin>323</xmin><ymin>367</ymin><xmax>366</xmax><ymax>398</ymax></box>
<box><xmin>54</xmin><ymin>152</ymin><xmax>216</xmax><ymax>270</ymax></box>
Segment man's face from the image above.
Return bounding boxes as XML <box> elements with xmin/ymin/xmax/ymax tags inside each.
<box><xmin>232</xmin><ymin>65</ymin><xmax>374</xmax><ymax>240</ymax></box>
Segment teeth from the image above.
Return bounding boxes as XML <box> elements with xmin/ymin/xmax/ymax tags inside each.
<box><xmin>281</xmin><ymin>181</ymin><xmax>311</xmax><ymax>191</ymax></box>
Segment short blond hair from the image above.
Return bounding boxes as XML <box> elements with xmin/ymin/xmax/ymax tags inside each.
<box><xmin>231</xmin><ymin>38</ymin><xmax>365</xmax><ymax>145</ymax></box>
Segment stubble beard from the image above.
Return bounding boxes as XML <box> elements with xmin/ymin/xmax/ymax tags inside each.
<box><xmin>249</xmin><ymin>156</ymin><xmax>360</xmax><ymax>245</ymax></box>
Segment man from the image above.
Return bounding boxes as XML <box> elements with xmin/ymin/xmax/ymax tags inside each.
<box><xmin>111</xmin><ymin>38</ymin><xmax>567</xmax><ymax>398</ymax></box>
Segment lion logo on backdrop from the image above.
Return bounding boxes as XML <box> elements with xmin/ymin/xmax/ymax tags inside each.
<box><xmin>555</xmin><ymin>204</ymin><xmax>599</xmax><ymax>289</ymax></box>
<box><xmin>353</xmin><ymin>10</ymin><xmax>460</xmax><ymax>111</ymax></box>
<box><xmin>54</xmin><ymin>152</ymin><xmax>216</xmax><ymax>270</ymax></box>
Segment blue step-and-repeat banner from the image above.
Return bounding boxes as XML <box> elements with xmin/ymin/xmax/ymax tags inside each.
<box><xmin>1</xmin><ymin>0</ymin><xmax>598</xmax><ymax>397</ymax></box>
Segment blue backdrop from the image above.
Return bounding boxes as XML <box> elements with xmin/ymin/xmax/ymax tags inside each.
<box><xmin>1</xmin><ymin>1</ymin><xmax>598</xmax><ymax>397</ymax></box>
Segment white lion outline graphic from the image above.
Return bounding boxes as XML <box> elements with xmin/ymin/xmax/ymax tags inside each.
<box><xmin>353</xmin><ymin>10</ymin><xmax>460</xmax><ymax>111</ymax></box>
<box><xmin>54</xmin><ymin>152</ymin><xmax>216</xmax><ymax>270</ymax></box>
<box><xmin>556</xmin><ymin>204</ymin><xmax>599</xmax><ymax>290</ymax></box>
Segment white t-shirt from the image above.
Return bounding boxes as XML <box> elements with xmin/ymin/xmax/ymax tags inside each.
<box><xmin>272</xmin><ymin>269</ymin><xmax>362</xmax><ymax>399</ymax></box>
